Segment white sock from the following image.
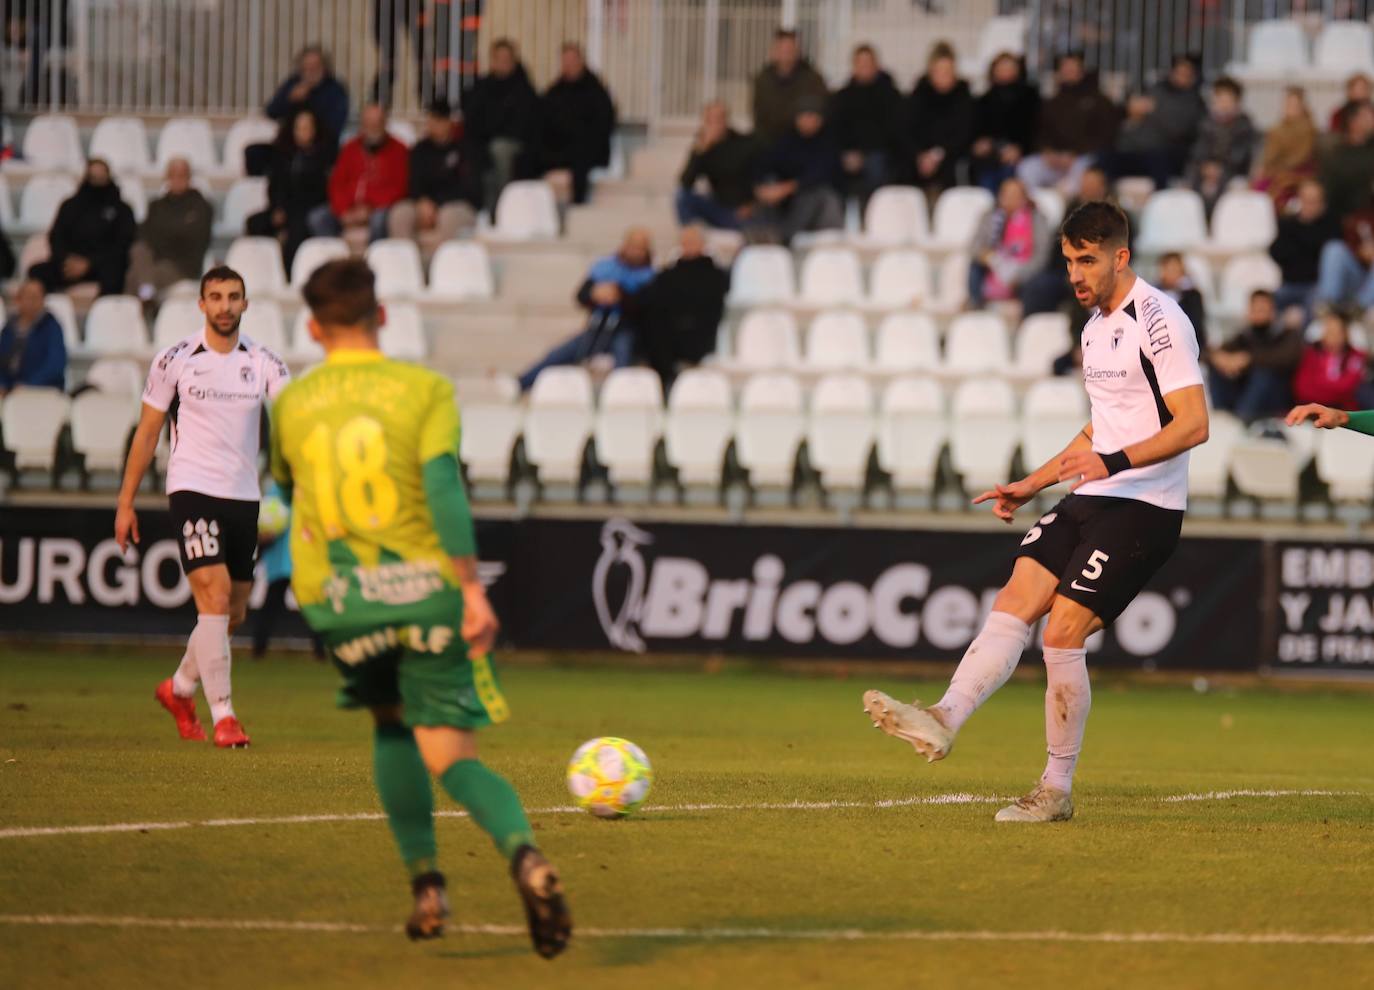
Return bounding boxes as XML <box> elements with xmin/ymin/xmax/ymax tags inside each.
<box><xmin>930</xmin><ymin>611</ymin><xmax>1032</xmax><ymax>733</ymax></box>
<box><xmin>192</xmin><ymin>614</ymin><xmax>235</xmax><ymax>724</ymax></box>
<box><xmin>1041</xmin><ymin>646</ymin><xmax>1091</xmax><ymax>794</ymax></box>
<box><xmin>171</xmin><ymin>646</ymin><xmax>199</xmax><ymax>698</ymax></box>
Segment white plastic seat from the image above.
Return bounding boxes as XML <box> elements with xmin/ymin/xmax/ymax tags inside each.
<box><xmin>867</xmin><ymin>250</ymin><xmax>932</xmax><ymax>310</ymax></box>
<box><xmin>807</xmin><ymin>374</ymin><xmax>876</xmax><ymax>494</ymax></box>
<box><xmin>44</xmin><ymin>294</ymin><xmax>79</xmax><ymax>353</ymax></box>
<box><xmin>857</xmin><ymin>185</ymin><xmax>929</xmax><ymax>247</ymax></box>
<box><xmin>960</xmin><ymin>14</ymin><xmax>1027</xmax><ymax>79</ymax></box>
<box><xmin>803</xmin><ymin>310</ymin><xmax>870</xmax><ymax>371</ymax></box>
<box><xmin>0</xmin><ymin>173</ymin><xmax>14</xmax><ymax>228</ymax></box>
<box><xmin>924</xmin><ymin>187</ymin><xmax>993</xmax><ymax>252</ymax></box>
<box><xmin>90</xmin><ymin>117</ymin><xmax>152</xmax><ymax>175</ymax></box>
<box><xmin>427</xmin><ymin>241</ymin><xmax>495</xmax><ymax>301</ymax></box>
<box><xmin>664</xmin><ymin>368</ymin><xmax>735</xmax><ymax>490</ymax></box>
<box><xmin>367</xmin><ymin>239</ymin><xmax>426</xmax><ymax>298</ymax></box>
<box><xmin>949</xmin><ymin>378</ymin><xmax>1019</xmax><ymax>492</ymax></box>
<box><xmin>1315</xmin><ymin>425</ymin><xmax>1374</xmax><ymax>503</ymax></box>
<box><xmin>289</xmin><ymin>237</ymin><xmax>350</xmax><ymax>288</ymax></box>
<box><xmin>290</xmin><ymin>309</ymin><xmax>324</xmax><ymax>364</ymax></box>
<box><xmin>798</xmin><ymin>247</ymin><xmax>865</xmax><ymax>307</ymax></box>
<box><xmin>379</xmin><ymin>303</ymin><xmax>427</xmax><ymax>360</ymax></box>
<box><xmin>727</xmin><ymin>245</ymin><xmax>796</xmax><ymax>306</ymax></box>
<box><xmin>117</xmin><ymin>175</ymin><xmax>148</xmax><ymax>223</ymax></box>
<box><xmin>152</xmin><ymin>297</ymin><xmax>202</xmax><ymax>350</ymax></box>
<box><xmin>1230</xmin><ymin>437</ymin><xmax>1299</xmax><ymax>503</ymax></box>
<box><xmin>594</xmin><ymin>367</ymin><xmax>664</xmax><ymax>491</ymax></box>
<box><xmin>226</xmin><ymin>236</ymin><xmax>288</xmax><ymax>297</ymax></box>
<box><xmin>84</xmin><ymin>358</ymin><xmax>144</xmax><ymax>398</ymax></box>
<box><xmin>1136</xmin><ymin>189</ymin><xmax>1208</xmax><ymax>255</ymax></box>
<box><xmin>1228</xmin><ymin>20</ymin><xmax>1309</xmax><ymax>78</ymax></box>
<box><xmin>455</xmin><ymin>373</ymin><xmax>522</xmax><ymax>488</ymax></box>
<box><xmin>240</xmin><ymin>300</ymin><xmax>287</xmax><ymax>354</ymax></box>
<box><xmin>877</xmin><ymin>376</ymin><xmax>946</xmax><ymax>498</ymax></box>
<box><xmin>872</xmin><ymin>312</ymin><xmax>941</xmax><ymax>373</ymax></box>
<box><xmin>1</xmin><ymin>387</ymin><xmax>69</xmax><ymax>471</ymax></box>
<box><xmin>1012</xmin><ymin>312</ymin><xmax>1072</xmax><ymax>380</ymax></box>
<box><xmin>1189</xmin><ymin>410</ymin><xmax>1242</xmax><ymax>501</ymax></box>
<box><xmin>387</xmin><ymin>120</ymin><xmax>419</xmax><ymax>147</ymax></box>
<box><xmin>1203</xmin><ymin>190</ymin><xmax>1277</xmax><ymax>256</ymax></box>
<box><xmin>731</xmin><ymin>309</ymin><xmax>800</xmax><ymax>371</ymax></box>
<box><xmin>153</xmin><ymin>117</ymin><xmax>219</xmax><ymax>175</ymax></box>
<box><xmin>84</xmin><ymin>296</ymin><xmax>149</xmax><ymax>356</ymax></box>
<box><xmin>735</xmin><ymin>372</ymin><xmax>805</xmax><ymax>490</ymax></box>
<box><xmin>489</xmin><ymin>180</ymin><xmax>559</xmax><ymax>240</ymax></box>
<box><xmin>524</xmin><ymin>366</ymin><xmax>595</xmax><ymax>490</ymax></box>
<box><xmin>1313</xmin><ymin>21</ymin><xmax>1374</xmax><ymax>75</ymax></box>
<box><xmin>944</xmin><ymin>312</ymin><xmax>1012</xmax><ymax>376</ymax></box>
<box><xmin>215</xmin><ymin>177</ymin><xmax>269</xmax><ymax>238</ymax></box>
<box><xmin>221</xmin><ymin>117</ymin><xmax>278</xmax><ymax>177</ymax></box>
<box><xmin>1030</xmin><ymin>188</ymin><xmax>1066</xmax><ymax>230</ymax></box>
<box><xmin>15</xmin><ymin>173</ymin><xmax>77</xmax><ymax>235</ymax></box>
<box><xmin>1216</xmin><ymin>253</ymin><xmax>1282</xmax><ymax>319</ymax></box>
<box><xmin>19</xmin><ymin>115</ymin><xmax>83</xmax><ymax>173</ymax></box>
<box><xmin>70</xmin><ymin>390</ymin><xmax>139</xmax><ymax>476</ymax></box>
<box><xmin>1021</xmin><ymin>378</ymin><xmax>1089</xmax><ymax>471</ymax></box>
<box><xmin>928</xmin><ymin>252</ymin><xmax>972</xmax><ymax>316</ymax></box>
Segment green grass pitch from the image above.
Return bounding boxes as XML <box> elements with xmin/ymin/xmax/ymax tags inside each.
<box><xmin>1</xmin><ymin>648</ymin><xmax>1372</xmax><ymax>989</ymax></box>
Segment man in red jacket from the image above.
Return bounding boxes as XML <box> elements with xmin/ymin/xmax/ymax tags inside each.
<box><xmin>309</xmin><ymin>103</ymin><xmax>409</xmax><ymax>243</ymax></box>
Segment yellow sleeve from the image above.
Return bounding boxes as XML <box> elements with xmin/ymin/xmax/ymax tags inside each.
<box><xmin>417</xmin><ymin>376</ymin><xmax>462</xmax><ymax>464</ymax></box>
<box><xmin>268</xmin><ymin>391</ymin><xmax>293</xmax><ymax>491</ymax></box>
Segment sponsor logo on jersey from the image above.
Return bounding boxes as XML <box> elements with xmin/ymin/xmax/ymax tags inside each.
<box><xmin>333</xmin><ymin>623</ymin><xmax>455</xmax><ymax>665</ymax></box>
<box><xmin>182</xmin><ymin>518</ymin><xmax>220</xmax><ymax>560</ymax></box>
<box><xmin>187</xmin><ymin>385</ymin><xmax>260</xmax><ymax>402</ymax></box>
<box><xmin>1083</xmin><ymin>366</ymin><xmax>1129</xmax><ymax>381</ymax></box>
<box><xmin>1111</xmin><ymin>327</ymin><xmax>1124</xmax><ymax>351</ymax></box>
<box><xmin>356</xmin><ymin>560</ymin><xmax>446</xmax><ymax>607</ymax></box>
<box><xmin>240</xmin><ymin>364</ymin><xmax>255</xmax><ymax>384</ymax></box>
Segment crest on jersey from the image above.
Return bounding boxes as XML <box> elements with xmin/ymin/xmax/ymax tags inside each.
<box><xmin>1111</xmin><ymin>327</ymin><xmax>1124</xmax><ymax>351</ymax></box>
<box><xmin>240</xmin><ymin>364</ymin><xmax>255</xmax><ymax>384</ymax></box>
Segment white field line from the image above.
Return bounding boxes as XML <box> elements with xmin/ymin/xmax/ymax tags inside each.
<box><xmin>0</xmin><ymin>914</ymin><xmax>1372</xmax><ymax>946</ymax></box>
<box><xmin>0</xmin><ymin>789</ymin><xmax>1365</xmax><ymax>841</ymax></box>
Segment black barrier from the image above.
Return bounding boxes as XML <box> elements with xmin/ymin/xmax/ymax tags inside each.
<box><xmin>1271</xmin><ymin>541</ymin><xmax>1374</xmax><ymax>671</ymax></box>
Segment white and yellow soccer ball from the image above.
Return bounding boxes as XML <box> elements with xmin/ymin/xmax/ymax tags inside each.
<box><xmin>566</xmin><ymin>737</ymin><xmax>653</xmax><ymax>819</ymax></box>
<box><xmin>258</xmin><ymin>493</ymin><xmax>290</xmax><ymax>541</ymax></box>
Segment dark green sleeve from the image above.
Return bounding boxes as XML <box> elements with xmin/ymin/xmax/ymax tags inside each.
<box><xmin>422</xmin><ymin>453</ymin><xmax>476</xmax><ymax>559</ymax></box>
<box><xmin>1343</xmin><ymin>410</ymin><xmax>1374</xmax><ymax>436</ymax></box>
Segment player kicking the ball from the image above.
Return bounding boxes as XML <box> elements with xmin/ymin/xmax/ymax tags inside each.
<box><xmin>116</xmin><ymin>266</ymin><xmax>290</xmax><ymax>748</ymax></box>
<box><xmin>268</xmin><ymin>259</ymin><xmax>570</xmax><ymax>955</ymax></box>
<box><xmin>863</xmin><ymin>202</ymin><xmax>1209</xmax><ymax>821</ymax></box>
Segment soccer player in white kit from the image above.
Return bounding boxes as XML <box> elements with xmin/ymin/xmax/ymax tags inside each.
<box><xmin>115</xmin><ymin>266</ymin><xmax>291</xmax><ymax>747</ymax></box>
<box><xmin>864</xmin><ymin>202</ymin><xmax>1210</xmax><ymax>821</ymax></box>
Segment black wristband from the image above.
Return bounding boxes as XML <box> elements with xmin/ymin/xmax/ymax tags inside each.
<box><xmin>1101</xmin><ymin>450</ymin><xmax>1132</xmax><ymax>476</ymax></box>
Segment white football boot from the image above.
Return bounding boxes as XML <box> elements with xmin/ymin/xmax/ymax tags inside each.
<box><xmin>994</xmin><ymin>783</ymin><xmax>1074</xmax><ymax>822</ymax></box>
<box><xmin>861</xmin><ymin>690</ymin><xmax>955</xmax><ymax>763</ymax></box>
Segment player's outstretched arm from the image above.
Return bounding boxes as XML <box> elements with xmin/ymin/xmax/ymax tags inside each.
<box><xmin>974</xmin><ymin>423</ymin><xmax>1094</xmax><ymax>523</ymax></box>
<box><xmin>115</xmin><ymin>403</ymin><xmax>168</xmax><ymax>553</ymax></box>
<box><xmin>1060</xmin><ymin>384</ymin><xmax>1209</xmax><ymax>490</ymax></box>
<box><xmin>1286</xmin><ymin>403</ymin><xmax>1355</xmax><ymax>431</ymax></box>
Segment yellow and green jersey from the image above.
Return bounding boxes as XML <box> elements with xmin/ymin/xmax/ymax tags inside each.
<box><xmin>269</xmin><ymin>350</ymin><xmax>476</xmax><ymax>630</ymax></box>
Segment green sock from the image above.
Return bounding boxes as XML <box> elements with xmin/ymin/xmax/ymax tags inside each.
<box><xmin>439</xmin><ymin>759</ymin><xmax>536</xmax><ymax>861</ymax></box>
<box><xmin>373</xmin><ymin>724</ymin><xmax>437</xmax><ymax>878</ymax></box>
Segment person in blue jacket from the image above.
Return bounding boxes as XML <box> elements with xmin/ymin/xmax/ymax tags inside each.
<box><xmin>0</xmin><ymin>278</ymin><xmax>67</xmax><ymax>396</ymax></box>
<box><xmin>265</xmin><ymin>46</ymin><xmax>350</xmax><ymax>155</ymax></box>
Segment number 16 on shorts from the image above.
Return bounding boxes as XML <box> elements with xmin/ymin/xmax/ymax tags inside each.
<box><xmin>1070</xmin><ymin>550</ymin><xmax>1109</xmax><ymax>593</ymax></box>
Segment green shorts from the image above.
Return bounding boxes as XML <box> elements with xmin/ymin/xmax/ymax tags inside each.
<box><xmin>317</xmin><ymin>591</ymin><xmax>510</xmax><ymax>730</ymax></box>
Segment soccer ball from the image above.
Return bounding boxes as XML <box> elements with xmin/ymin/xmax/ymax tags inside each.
<box><xmin>566</xmin><ymin>737</ymin><xmax>653</xmax><ymax>819</ymax></box>
<box><xmin>258</xmin><ymin>494</ymin><xmax>289</xmax><ymax>541</ymax></box>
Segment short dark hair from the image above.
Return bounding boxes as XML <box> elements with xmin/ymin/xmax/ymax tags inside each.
<box><xmin>200</xmin><ymin>265</ymin><xmax>245</xmax><ymax>298</ymax></box>
<box><xmin>1159</xmin><ymin>251</ymin><xmax>1183</xmax><ymax>267</ymax></box>
<box><xmin>853</xmin><ymin>43</ymin><xmax>875</xmax><ymax>59</ymax></box>
<box><xmin>1054</xmin><ymin>51</ymin><xmax>1084</xmax><ymax>70</ymax></box>
<box><xmin>1060</xmin><ymin>201</ymin><xmax>1130</xmax><ymax>249</ymax></box>
<box><xmin>302</xmin><ymin>258</ymin><xmax>379</xmax><ymax>329</ymax></box>
<box><xmin>1250</xmin><ymin>288</ymin><xmax>1275</xmax><ymax>304</ymax></box>
<box><xmin>1323</xmin><ymin>306</ymin><xmax>1352</xmax><ymax>329</ymax></box>
<box><xmin>774</xmin><ymin>28</ymin><xmax>798</xmax><ymax>42</ymax></box>
<box><xmin>491</xmin><ymin>38</ymin><xmax>516</xmax><ymax>56</ymax></box>
<box><xmin>1213</xmin><ymin>75</ymin><xmax>1242</xmax><ymax>99</ymax></box>
<box><xmin>427</xmin><ymin>98</ymin><xmax>452</xmax><ymax>119</ymax></box>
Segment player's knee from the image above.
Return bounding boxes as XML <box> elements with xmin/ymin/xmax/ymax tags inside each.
<box><xmin>198</xmin><ymin>590</ymin><xmax>232</xmax><ymax>616</ymax></box>
<box><xmin>1042</xmin><ymin>611</ymin><xmax>1093</xmax><ymax>650</ymax></box>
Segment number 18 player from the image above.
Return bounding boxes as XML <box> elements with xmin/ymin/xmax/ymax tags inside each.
<box><xmin>864</xmin><ymin>202</ymin><xmax>1210</xmax><ymax>822</ymax></box>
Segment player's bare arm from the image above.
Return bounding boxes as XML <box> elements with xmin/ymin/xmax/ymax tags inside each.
<box><xmin>1059</xmin><ymin>385</ymin><xmax>1208</xmax><ymax>491</ymax></box>
<box><xmin>453</xmin><ymin>556</ymin><xmax>499</xmax><ymax>654</ymax></box>
<box><xmin>974</xmin><ymin>423</ymin><xmax>1094</xmax><ymax>523</ymax></box>
<box><xmin>114</xmin><ymin>403</ymin><xmax>168</xmax><ymax>552</ymax></box>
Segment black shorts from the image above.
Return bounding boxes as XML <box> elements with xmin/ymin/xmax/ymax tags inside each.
<box><xmin>168</xmin><ymin>491</ymin><xmax>260</xmax><ymax>583</ymax></box>
<box><xmin>1014</xmin><ymin>494</ymin><xmax>1183</xmax><ymax>624</ymax></box>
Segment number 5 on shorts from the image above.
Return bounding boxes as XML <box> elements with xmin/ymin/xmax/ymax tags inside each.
<box><xmin>1080</xmin><ymin>550</ymin><xmax>1109</xmax><ymax>581</ymax></box>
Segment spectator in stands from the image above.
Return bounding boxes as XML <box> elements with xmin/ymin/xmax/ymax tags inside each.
<box><xmin>540</xmin><ymin>43</ymin><xmax>616</xmax><ymax>205</ymax></box>
<box><xmin>752</xmin><ymin>29</ymin><xmax>828</xmax><ymax>146</ymax></box>
<box><xmin>676</xmin><ymin>101</ymin><xmax>758</xmax><ymax>230</ymax></box>
<box><xmin>1253</xmin><ymin>87</ymin><xmax>1317</xmax><ymax>210</ymax></box>
<box><xmin>1186</xmin><ymin>77</ymin><xmax>1257</xmax><ymax>218</ymax></box>
<box><xmin>970</xmin><ymin>52</ymin><xmax>1040</xmax><ymax>191</ymax></box>
<box><xmin>29</xmin><ymin>158</ymin><xmax>135</xmax><ymax>297</ymax></box>
<box><xmin>1150</xmin><ymin>54</ymin><xmax>1207</xmax><ymax>177</ymax></box>
<box><xmin>516</xmin><ymin>228</ymin><xmax>656</xmax><ymax>392</ymax></box>
<box><xmin>247</xmin><ymin>108</ymin><xmax>333</xmax><ymax>273</ymax></box>
<box><xmin>967</xmin><ymin>176</ymin><xmax>1051</xmax><ymax>310</ymax></box>
<box><xmin>1108</xmin><ymin>90</ymin><xmax>1173</xmax><ymax>190</ymax></box>
<box><xmin>0</xmin><ymin>278</ymin><xmax>65</xmax><ymax>396</ymax></box>
<box><xmin>1319</xmin><ymin>101</ymin><xmax>1374</xmax><ymax>222</ymax></box>
<box><xmin>1156</xmin><ymin>252</ymin><xmax>1207</xmax><ymax>347</ymax></box>
<box><xmin>1208</xmin><ymin>289</ymin><xmax>1302</xmax><ymax>422</ymax></box>
<box><xmin>904</xmin><ymin>41</ymin><xmax>973</xmax><ymax>199</ymax></box>
<box><xmin>831</xmin><ymin>44</ymin><xmax>904</xmax><ymax>207</ymax></box>
<box><xmin>463</xmin><ymin>38</ymin><xmax>541</xmax><ymax>215</ymax></box>
<box><xmin>125</xmin><ymin>158</ymin><xmax>213</xmax><ymax>303</ymax></box>
<box><xmin>315</xmin><ymin>104</ymin><xmax>409</xmax><ymax>244</ymax></box>
<box><xmin>628</xmin><ymin>226</ymin><xmax>730</xmax><ymax>389</ymax></box>
<box><xmin>1292</xmin><ymin>309</ymin><xmax>1367</xmax><ymax>411</ymax></box>
<box><xmin>1019</xmin><ymin>53</ymin><xmax>1117</xmax><ymax>197</ymax></box>
<box><xmin>750</xmin><ymin>98</ymin><xmax>844</xmax><ymax>245</ymax></box>
<box><xmin>387</xmin><ymin>99</ymin><xmax>477</xmax><ymax>261</ymax></box>
<box><xmin>1316</xmin><ymin>187</ymin><xmax>1374</xmax><ymax>314</ymax></box>
<box><xmin>265</xmin><ymin>45</ymin><xmax>349</xmax><ymax>153</ymax></box>
<box><xmin>1271</xmin><ymin>179</ymin><xmax>1341</xmax><ymax>321</ymax></box>
<box><xmin>1025</xmin><ymin>165</ymin><xmax>1112</xmax><ymax>317</ymax></box>
<box><xmin>1330</xmin><ymin>73</ymin><xmax>1372</xmax><ymax>133</ymax></box>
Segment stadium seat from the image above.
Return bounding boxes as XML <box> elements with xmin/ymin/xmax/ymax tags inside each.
<box><xmin>928</xmin><ymin>252</ymin><xmax>972</xmax><ymax>316</ymax></box>
<box><xmin>1012</xmin><ymin>312</ymin><xmax>1072</xmax><ymax>381</ymax></box>
<box><xmin>117</xmin><ymin>175</ymin><xmax>148</xmax><ymax>223</ymax></box>
<box><xmin>807</xmin><ymin>374</ymin><xmax>876</xmax><ymax>500</ymax></box>
<box><xmin>1183</xmin><ymin>253</ymin><xmax>1216</xmax><ymax>307</ymax></box>
<box><xmin>225</xmin><ymin>236</ymin><xmax>288</xmax><ymax>297</ymax></box>
<box><xmin>1188</xmin><ymin>410</ymin><xmax>1242</xmax><ymax>504</ymax></box>
<box><xmin>735</xmin><ymin>372</ymin><xmax>805</xmax><ymax>498</ymax></box>
<box><xmin>83</xmin><ymin>358</ymin><xmax>144</xmax><ymax>398</ymax></box>
<box><xmin>17</xmin><ymin>114</ymin><xmax>83</xmax><ymax>173</ymax></box>
<box><xmin>664</xmin><ymin>368</ymin><xmax>734</xmax><ymax>499</ymax></box>
<box><xmin>923</xmin><ymin>186</ymin><xmax>993</xmax><ymax>253</ymax></box>
<box><xmin>44</xmin><ymin>293</ymin><xmax>79</xmax><ymax>353</ymax></box>
<box><xmin>1313</xmin><ymin>21</ymin><xmax>1374</xmax><ymax>76</ymax></box>
<box><xmin>289</xmin><ymin>237</ymin><xmax>349</xmax><ymax>289</ymax></box>
<box><xmin>1202</xmin><ymin>190</ymin><xmax>1277</xmax><ymax>257</ymax></box>
<box><xmin>215</xmin><ymin>178</ymin><xmax>269</xmax><ymax>239</ymax></box>
<box><xmin>221</xmin><ymin>117</ymin><xmax>277</xmax><ymax>177</ymax></box>
<box><xmin>867</xmin><ymin>249</ymin><xmax>932</xmax><ymax>310</ymax></box>
<box><xmin>856</xmin><ymin>186</ymin><xmax>929</xmax><ymax>247</ymax></box>
<box><xmin>387</xmin><ymin>119</ymin><xmax>418</xmax><ymax>147</ymax></box>
<box><xmin>153</xmin><ymin>117</ymin><xmax>219</xmax><ymax>175</ymax></box>
<box><xmin>495</xmin><ymin>252</ymin><xmax>589</xmax><ymax>306</ymax></box>
<box><xmin>1</xmin><ymin>387</ymin><xmax>69</xmax><ymax>475</ymax></box>
<box><xmin>240</xmin><ymin>299</ymin><xmax>287</xmax><ymax>353</ymax></box>
<box><xmin>70</xmin><ymin>390</ymin><xmax>139</xmax><ymax>481</ymax></box>
<box><xmin>1030</xmin><ymin>187</ymin><xmax>1066</xmax><ymax>230</ymax></box>
<box><xmin>960</xmin><ymin>14</ymin><xmax>1027</xmax><ymax>79</ymax></box>
<box><xmin>1136</xmin><ymin>189</ymin><xmax>1208</xmax><ymax>255</ymax></box>
<box><xmin>727</xmin><ymin>245</ymin><xmax>796</xmax><ymax>306</ymax></box>
<box><xmin>0</xmin><ymin>173</ymin><xmax>15</xmax><ymax>229</ymax></box>
<box><xmin>366</xmin><ymin>239</ymin><xmax>426</xmax><ymax>298</ymax></box>
<box><xmin>798</xmin><ymin>247</ymin><xmax>865</xmax><ymax>307</ymax></box>
<box><xmin>730</xmin><ymin>309</ymin><xmax>800</xmax><ymax>371</ymax></box>
<box><xmin>1227</xmin><ymin>20</ymin><xmax>1309</xmax><ymax>79</ymax></box>
<box><xmin>524</xmin><ymin>366</ymin><xmax>595</xmax><ymax>496</ymax></box>
<box><xmin>427</xmin><ymin>241</ymin><xmax>495</xmax><ymax>302</ymax></box>
<box><xmin>1230</xmin><ymin>437</ymin><xmax>1299</xmax><ymax>512</ymax></box>
<box><xmin>379</xmin><ymin>303</ymin><xmax>428</xmax><ymax>360</ymax></box>
<box><xmin>1216</xmin><ymin>253</ymin><xmax>1282</xmax><ymax>320</ymax></box>
<box><xmin>455</xmin><ymin>373</ymin><xmax>523</xmax><ymax>496</ymax></box>
<box><xmin>872</xmin><ymin>312</ymin><xmax>941</xmax><ymax>374</ymax></box>
<box><xmin>489</xmin><ymin>180</ymin><xmax>559</xmax><ymax>241</ymax></box>
<box><xmin>83</xmin><ymin>296</ymin><xmax>149</xmax><ymax>356</ymax></box>
<box><xmin>1021</xmin><ymin>378</ymin><xmax>1089</xmax><ymax>474</ymax></box>
<box><xmin>876</xmin><ymin>376</ymin><xmax>946</xmax><ymax>505</ymax></box>
<box><xmin>89</xmin><ymin>117</ymin><xmax>152</xmax><ymax>175</ymax></box>
<box><xmin>1315</xmin><ymin>425</ymin><xmax>1374</xmax><ymax>505</ymax></box>
<box><xmin>289</xmin><ymin>309</ymin><xmax>324</xmax><ymax>364</ymax></box>
<box><xmin>944</xmin><ymin>312</ymin><xmax>1012</xmax><ymax>377</ymax></box>
<box><xmin>803</xmin><ymin>310</ymin><xmax>870</xmax><ymax>372</ymax></box>
<box><xmin>15</xmin><ymin>173</ymin><xmax>77</xmax><ymax>235</ymax></box>
<box><xmin>594</xmin><ymin>367</ymin><xmax>664</xmax><ymax>496</ymax></box>
<box><xmin>152</xmin><ymin>297</ymin><xmax>201</xmax><ymax>350</ymax></box>
<box><xmin>948</xmin><ymin>377</ymin><xmax>1019</xmax><ymax>494</ymax></box>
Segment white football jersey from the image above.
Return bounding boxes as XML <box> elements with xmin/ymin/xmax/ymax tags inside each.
<box><xmin>1074</xmin><ymin>275</ymin><xmax>1204</xmax><ymax>511</ymax></box>
<box><xmin>143</xmin><ymin>328</ymin><xmax>291</xmax><ymax>501</ymax></box>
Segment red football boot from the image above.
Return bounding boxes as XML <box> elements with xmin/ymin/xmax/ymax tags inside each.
<box><xmin>154</xmin><ymin>679</ymin><xmax>206</xmax><ymax>741</ymax></box>
<box><xmin>213</xmin><ymin>716</ymin><xmax>251</xmax><ymax>749</ymax></box>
